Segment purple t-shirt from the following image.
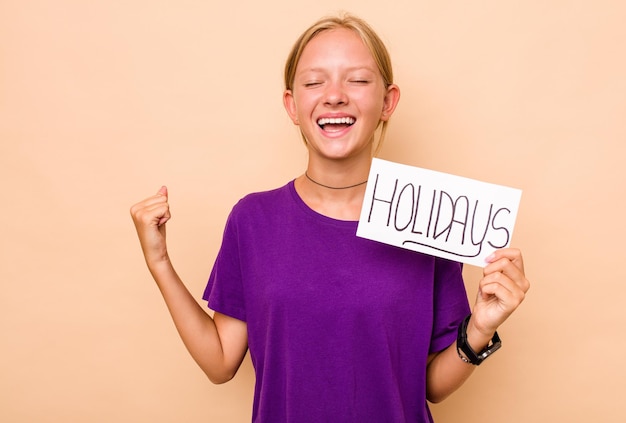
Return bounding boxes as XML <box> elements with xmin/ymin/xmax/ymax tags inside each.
<box><xmin>203</xmin><ymin>181</ymin><xmax>470</xmax><ymax>423</ymax></box>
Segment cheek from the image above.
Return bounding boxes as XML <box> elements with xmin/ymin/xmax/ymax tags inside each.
<box><xmin>353</xmin><ymin>88</ymin><xmax>386</xmax><ymax>110</ymax></box>
<box><xmin>360</xmin><ymin>98</ymin><xmax>387</xmax><ymax>120</ymax></box>
<box><xmin>293</xmin><ymin>96</ymin><xmax>316</xmax><ymax>117</ymax></box>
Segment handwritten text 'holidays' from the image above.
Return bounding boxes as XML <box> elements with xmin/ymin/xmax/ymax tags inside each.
<box><xmin>356</xmin><ymin>159</ymin><xmax>522</xmax><ymax>267</ymax></box>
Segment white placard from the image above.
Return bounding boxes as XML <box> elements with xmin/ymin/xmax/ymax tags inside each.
<box><xmin>357</xmin><ymin>158</ymin><xmax>522</xmax><ymax>267</ymax></box>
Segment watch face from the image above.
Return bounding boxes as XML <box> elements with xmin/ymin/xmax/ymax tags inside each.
<box><xmin>474</xmin><ymin>333</ymin><xmax>501</xmax><ymax>362</ymax></box>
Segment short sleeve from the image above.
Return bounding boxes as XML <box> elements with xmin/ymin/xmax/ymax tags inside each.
<box><xmin>202</xmin><ymin>209</ymin><xmax>247</xmax><ymax>322</ymax></box>
<box><xmin>429</xmin><ymin>259</ymin><xmax>471</xmax><ymax>354</ymax></box>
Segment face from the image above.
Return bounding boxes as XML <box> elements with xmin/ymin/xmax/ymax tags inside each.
<box><xmin>283</xmin><ymin>28</ymin><xmax>399</xmax><ymax>162</ymax></box>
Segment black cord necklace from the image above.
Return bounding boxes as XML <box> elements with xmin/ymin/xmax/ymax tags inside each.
<box><xmin>305</xmin><ymin>172</ymin><xmax>368</xmax><ymax>190</ymax></box>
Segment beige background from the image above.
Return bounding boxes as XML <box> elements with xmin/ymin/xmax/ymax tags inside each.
<box><xmin>1</xmin><ymin>0</ymin><xmax>624</xmax><ymax>422</ymax></box>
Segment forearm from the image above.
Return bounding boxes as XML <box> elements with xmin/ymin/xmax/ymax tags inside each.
<box><xmin>427</xmin><ymin>248</ymin><xmax>530</xmax><ymax>402</ymax></box>
<box><xmin>426</xmin><ymin>318</ymin><xmax>494</xmax><ymax>403</ymax></box>
<box><xmin>146</xmin><ymin>259</ymin><xmax>240</xmax><ymax>383</ymax></box>
<box><xmin>131</xmin><ymin>188</ymin><xmax>247</xmax><ymax>382</ymax></box>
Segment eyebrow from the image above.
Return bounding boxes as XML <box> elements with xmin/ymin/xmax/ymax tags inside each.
<box><xmin>298</xmin><ymin>66</ymin><xmax>377</xmax><ymax>74</ymax></box>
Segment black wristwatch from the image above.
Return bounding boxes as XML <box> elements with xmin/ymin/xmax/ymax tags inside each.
<box><xmin>456</xmin><ymin>315</ymin><xmax>502</xmax><ymax>365</ymax></box>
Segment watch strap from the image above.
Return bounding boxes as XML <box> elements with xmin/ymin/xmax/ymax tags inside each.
<box><xmin>456</xmin><ymin>314</ymin><xmax>502</xmax><ymax>365</ymax></box>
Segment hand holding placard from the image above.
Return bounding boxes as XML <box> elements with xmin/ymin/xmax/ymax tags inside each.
<box><xmin>356</xmin><ymin>159</ymin><xmax>522</xmax><ymax>267</ymax></box>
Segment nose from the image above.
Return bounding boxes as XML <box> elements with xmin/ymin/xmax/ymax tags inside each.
<box><xmin>323</xmin><ymin>81</ymin><xmax>347</xmax><ymax>106</ymax></box>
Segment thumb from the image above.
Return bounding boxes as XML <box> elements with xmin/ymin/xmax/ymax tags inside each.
<box><xmin>157</xmin><ymin>185</ymin><xmax>168</xmax><ymax>197</ymax></box>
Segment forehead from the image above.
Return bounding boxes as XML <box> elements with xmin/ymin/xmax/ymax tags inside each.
<box><xmin>296</xmin><ymin>28</ymin><xmax>377</xmax><ymax>72</ymax></box>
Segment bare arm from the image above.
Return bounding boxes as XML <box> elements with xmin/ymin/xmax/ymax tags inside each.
<box><xmin>130</xmin><ymin>187</ymin><xmax>248</xmax><ymax>384</ymax></box>
<box><xmin>426</xmin><ymin>249</ymin><xmax>530</xmax><ymax>403</ymax></box>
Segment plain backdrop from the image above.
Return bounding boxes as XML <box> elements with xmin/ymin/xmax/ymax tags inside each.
<box><xmin>1</xmin><ymin>1</ymin><xmax>625</xmax><ymax>422</ymax></box>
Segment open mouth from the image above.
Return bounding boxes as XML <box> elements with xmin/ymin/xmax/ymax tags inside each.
<box><xmin>317</xmin><ymin>117</ymin><xmax>356</xmax><ymax>132</ymax></box>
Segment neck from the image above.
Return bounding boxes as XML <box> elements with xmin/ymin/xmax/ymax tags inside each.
<box><xmin>304</xmin><ymin>154</ymin><xmax>372</xmax><ymax>191</ymax></box>
<box><xmin>295</xmin><ymin>165</ymin><xmax>371</xmax><ymax>221</ymax></box>
<box><xmin>304</xmin><ymin>172</ymin><xmax>368</xmax><ymax>190</ymax></box>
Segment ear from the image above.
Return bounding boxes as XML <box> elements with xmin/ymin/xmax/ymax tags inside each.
<box><xmin>380</xmin><ymin>84</ymin><xmax>400</xmax><ymax>122</ymax></box>
<box><xmin>283</xmin><ymin>90</ymin><xmax>299</xmax><ymax>125</ymax></box>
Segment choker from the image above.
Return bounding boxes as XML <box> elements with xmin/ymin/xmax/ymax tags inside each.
<box><xmin>305</xmin><ymin>172</ymin><xmax>368</xmax><ymax>190</ymax></box>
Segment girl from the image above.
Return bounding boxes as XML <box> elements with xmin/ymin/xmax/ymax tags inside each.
<box><xmin>130</xmin><ymin>13</ymin><xmax>529</xmax><ymax>423</ymax></box>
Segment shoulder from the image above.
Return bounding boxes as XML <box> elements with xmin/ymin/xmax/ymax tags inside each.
<box><xmin>235</xmin><ymin>181</ymin><xmax>292</xmax><ymax>208</ymax></box>
<box><xmin>228</xmin><ymin>181</ymin><xmax>295</xmax><ymax>222</ymax></box>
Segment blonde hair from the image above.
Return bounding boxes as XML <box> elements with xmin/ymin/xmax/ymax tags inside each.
<box><xmin>284</xmin><ymin>13</ymin><xmax>395</xmax><ymax>154</ymax></box>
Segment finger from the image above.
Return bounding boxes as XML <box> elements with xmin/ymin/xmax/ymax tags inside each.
<box><xmin>474</xmin><ymin>284</ymin><xmax>522</xmax><ymax>330</ymax></box>
<box><xmin>131</xmin><ymin>189</ymin><xmax>169</xmax><ymax>216</ymax></box>
<box><xmin>154</xmin><ymin>186</ymin><xmax>169</xmax><ymax>225</ymax></box>
<box><xmin>485</xmin><ymin>248</ymin><xmax>524</xmax><ymax>272</ymax></box>
<box><xmin>478</xmin><ymin>276</ymin><xmax>527</xmax><ymax>325</ymax></box>
<box><xmin>131</xmin><ymin>200</ymin><xmax>170</xmax><ymax>229</ymax></box>
<box><xmin>480</xmin><ymin>271</ymin><xmax>526</xmax><ymax>303</ymax></box>
<box><xmin>478</xmin><ymin>288</ymin><xmax>525</xmax><ymax>322</ymax></box>
<box><xmin>143</xmin><ymin>202</ymin><xmax>171</xmax><ymax>226</ymax></box>
<box><xmin>157</xmin><ymin>207</ymin><xmax>171</xmax><ymax>226</ymax></box>
<box><xmin>484</xmin><ymin>257</ymin><xmax>530</xmax><ymax>295</ymax></box>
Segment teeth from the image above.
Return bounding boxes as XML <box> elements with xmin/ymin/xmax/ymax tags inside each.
<box><xmin>317</xmin><ymin>117</ymin><xmax>355</xmax><ymax>126</ymax></box>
